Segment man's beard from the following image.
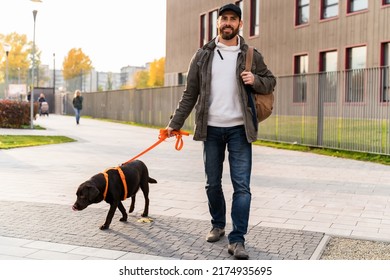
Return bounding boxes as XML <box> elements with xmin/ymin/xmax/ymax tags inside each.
<box><xmin>219</xmin><ymin>25</ymin><xmax>239</xmax><ymax>40</ymax></box>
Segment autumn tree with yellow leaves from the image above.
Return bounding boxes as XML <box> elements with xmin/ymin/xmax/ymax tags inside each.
<box><xmin>147</xmin><ymin>57</ymin><xmax>165</xmax><ymax>87</ymax></box>
<box><xmin>62</xmin><ymin>48</ymin><xmax>92</xmax><ymax>79</ymax></box>
<box><xmin>134</xmin><ymin>57</ymin><xmax>165</xmax><ymax>89</ymax></box>
<box><xmin>0</xmin><ymin>32</ymin><xmax>39</xmax><ymax>85</ymax></box>
<box><xmin>62</xmin><ymin>48</ymin><xmax>93</xmax><ymax>91</ymax></box>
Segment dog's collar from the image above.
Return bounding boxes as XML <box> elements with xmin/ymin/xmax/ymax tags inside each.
<box><xmin>101</xmin><ymin>166</ymin><xmax>128</xmax><ymax>201</ymax></box>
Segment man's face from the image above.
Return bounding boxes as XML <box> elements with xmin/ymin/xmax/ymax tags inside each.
<box><xmin>217</xmin><ymin>11</ymin><xmax>242</xmax><ymax>40</ymax></box>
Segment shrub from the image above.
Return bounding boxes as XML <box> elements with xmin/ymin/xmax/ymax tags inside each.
<box><xmin>0</xmin><ymin>100</ymin><xmax>38</xmax><ymax>128</ymax></box>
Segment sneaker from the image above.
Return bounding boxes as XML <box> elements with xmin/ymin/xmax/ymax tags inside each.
<box><xmin>228</xmin><ymin>242</ymin><xmax>249</xmax><ymax>260</ymax></box>
<box><xmin>206</xmin><ymin>227</ymin><xmax>225</xmax><ymax>242</ymax></box>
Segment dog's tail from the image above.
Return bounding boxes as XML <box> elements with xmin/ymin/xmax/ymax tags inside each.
<box><xmin>148</xmin><ymin>177</ymin><xmax>157</xmax><ymax>184</ymax></box>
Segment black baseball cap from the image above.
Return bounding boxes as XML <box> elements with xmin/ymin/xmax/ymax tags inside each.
<box><xmin>218</xmin><ymin>3</ymin><xmax>242</xmax><ymax>19</ymax></box>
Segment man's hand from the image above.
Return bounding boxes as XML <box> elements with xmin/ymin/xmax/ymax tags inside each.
<box><xmin>166</xmin><ymin>127</ymin><xmax>174</xmax><ymax>137</ymax></box>
<box><xmin>240</xmin><ymin>71</ymin><xmax>254</xmax><ymax>85</ymax></box>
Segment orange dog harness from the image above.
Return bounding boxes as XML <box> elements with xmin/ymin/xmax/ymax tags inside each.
<box><xmin>102</xmin><ymin>167</ymin><xmax>128</xmax><ymax>201</ymax></box>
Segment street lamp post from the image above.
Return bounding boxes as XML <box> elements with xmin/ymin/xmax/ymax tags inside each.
<box><xmin>30</xmin><ymin>9</ymin><xmax>37</xmax><ymax>129</ymax></box>
<box><xmin>4</xmin><ymin>43</ymin><xmax>11</xmax><ymax>99</ymax></box>
<box><xmin>29</xmin><ymin>0</ymin><xmax>42</xmax><ymax>129</ymax></box>
<box><xmin>53</xmin><ymin>53</ymin><xmax>55</xmax><ymax>94</ymax></box>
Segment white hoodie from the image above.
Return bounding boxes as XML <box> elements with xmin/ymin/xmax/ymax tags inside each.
<box><xmin>208</xmin><ymin>37</ymin><xmax>244</xmax><ymax>127</ymax></box>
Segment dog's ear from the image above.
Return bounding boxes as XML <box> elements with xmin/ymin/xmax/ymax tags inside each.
<box><xmin>87</xmin><ymin>185</ymin><xmax>100</xmax><ymax>201</ymax></box>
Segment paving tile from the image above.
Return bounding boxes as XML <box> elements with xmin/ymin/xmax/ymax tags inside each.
<box><xmin>69</xmin><ymin>246</ymin><xmax>127</xmax><ymax>259</ymax></box>
<box><xmin>23</xmin><ymin>240</ymin><xmax>79</xmax><ymax>253</ymax></box>
<box><xmin>27</xmin><ymin>250</ymin><xmax>87</xmax><ymax>260</ymax></box>
<box><xmin>0</xmin><ymin>244</ymin><xmax>38</xmax><ymax>258</ymax></box>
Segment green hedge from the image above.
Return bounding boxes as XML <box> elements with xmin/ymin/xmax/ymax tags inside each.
<box><xmin>0</xmin><ymin>100</ymin><xmax>38</xmax><ymax>128</ymax></box>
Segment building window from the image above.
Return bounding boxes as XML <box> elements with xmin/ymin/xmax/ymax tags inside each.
<box><xmin>236</xmin><ymin>0</ymin><xmax>244</xmax><ymax>36</ymax></box>
<box><xmin>208</xmin><ymin>10</ymin><xmax>218</xmax><ymax>41</ymax></box>
<box><xmin>321</xmin><ymin>0</ymin><xmax>338</xmax><ymax>19</ymax></box>
<box><xmin>319</xmin><ymin>50</ymin><xmax>338</xmax><ymax>102</ymax></box>
<box><xmin>381</xmin><ymin>42</ymin><xmax>390</xmax><ymax>102</ymax></box>
<box><xmin>384</xmin><ymin>0</ymin><xmax>390</xmax><ymax>5</ymax></box>
<box><xmin>293</xmin><ymin>54</ymin><xmax>308</xmax><ymax>102</ymax></box>
<box><xmin>178</xmin><ymin>73</ymin><xmax>187</xmax><ymax>85</ymax></box>
<box><xmin>296</xmin><ymin>0</ymin><xmax>310</xmax><ymax>26</ymax></box>
<box><xmin>320</xmin><ymin>51</ymin><xmax>337</xmax><ymax>72</ymax></box>
<box><xmin>345</xmin><ymin>46</ymin><xmax>366</xmax><ymax>102</ymax></box>
<box><xmin>347</xmin><ymin>0</ymin><xmax>368</xmax><ymax>13</ymax></box>
<box><xmin>250</xmin><ymin>0</ymin><xmax>260</xmax><ymax>36</ymax></box>
<box><xmin>200</xmin><ymin>14</ymin><xmax>207</xmax><ymax>47</ymax></box>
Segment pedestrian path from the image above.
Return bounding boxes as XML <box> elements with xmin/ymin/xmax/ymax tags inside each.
<box><xmin>1</xmin><ymin>114</ymin><xmax>390</xmax><ymax>260</ymax></box>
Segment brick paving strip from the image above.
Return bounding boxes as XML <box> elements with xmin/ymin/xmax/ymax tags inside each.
<box><xmin>0</xmin><ymin>201</ymin><xmax>323</xmax><ymax>260</ymax></box>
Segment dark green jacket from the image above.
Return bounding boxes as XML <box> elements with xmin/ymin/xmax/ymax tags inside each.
<box><xmin>73</xmin><ymin>96</ymin><xmax>83</xmax><ymax>110</ymax></box>
<box><xmin>168</xmin><ymin>36</ymin><xmax>276</xmax><ymax>143</ymax></box>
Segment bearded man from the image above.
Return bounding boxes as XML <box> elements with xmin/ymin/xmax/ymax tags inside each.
<box><xmin>166</xmin><ymin>3</ymin><xmax>276</xmax><ymax>259</ymax></box>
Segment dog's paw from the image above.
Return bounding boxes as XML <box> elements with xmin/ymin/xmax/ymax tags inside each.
<box><xmin>99</xmin><ymin>224</ymin><xmax>109</xmax><ymax>230</ymax></box>
<box><xmin>141</xmin><ymin>212</ymin><xmax>148</xmax><ymax>217</ymax></box>
<box><xmin>119</xmin><ymin>216</ymin><xmax>128</xmax><ymax>222</ymax></box>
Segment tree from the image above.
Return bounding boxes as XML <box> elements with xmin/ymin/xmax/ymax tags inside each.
<box><xmin>147</xmin><ymin>57</ymin><xmax>165</xmax><ymax>87</ymax></box>
<box><xmin>62</xmin><ymin>48</ymin><xmax>93</xmax><ymax>80</ymax></box>
<box><xmin>62</xmin><ymin>48</ymin><xmax>93</xmax><ymax>91</ymax></box>
<box><xmin>0</xmin><ymin>32</ymin><xmax>34</xmax><ymax>85</ymax></box>
<box><xmin>134</xmin><ymin>70</ymin><xmax>149</xmax><ymax>89</ymax></box>
<box><xmin>133</xmin><ymin>57</ymin><xmax>165</xmax><ymax>89</ymax></box>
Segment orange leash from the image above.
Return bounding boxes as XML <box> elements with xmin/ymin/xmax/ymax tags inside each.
<box><xmin>122</xmin><ymin>129</ymin><xmax>190</xmax><ymax>165</ymax></box>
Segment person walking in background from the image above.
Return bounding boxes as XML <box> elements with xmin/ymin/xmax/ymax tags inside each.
<box><xmin>166</xmin><ymin>3</ymin><xmax>276</xmax><ymax>259</ymax></box>
<box><xmin>72</xmin><ymin>90</ymin><xmax>83</xmax><ymax>125</ymax></box>
<box><xmin>37</xmin><ymin>92</ymin><xmax>47</xmax><ymax>116</ymax></box>
<box><xmin>37</xmin><ymin>92</ymin><xmax>46</xmax><ymax>103</ymax></box>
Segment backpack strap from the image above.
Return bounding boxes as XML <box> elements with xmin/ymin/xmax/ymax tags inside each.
<box><xmin>245</xmin><ymin>46</ymin><xmax>254</xmax><ymax>72</ymax></box>
<box><xmin>244</xmin><ymin>46</ymin><xmax>258</xmax><ymax>131</ymax></box>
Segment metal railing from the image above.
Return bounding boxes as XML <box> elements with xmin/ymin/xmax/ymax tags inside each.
<box><xmin>58</xmin><ymin>67</ymin><xmax>390</xmax><ymax>155</ymax></box>
<box><xmin>260</xmin><ymin>67</ymin><xmax>390</xmax><ymax>155</ymax></box>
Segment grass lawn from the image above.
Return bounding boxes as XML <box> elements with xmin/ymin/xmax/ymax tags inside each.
<box><xmin>0</xmin><ymin>135</ymin><xmax>75</xmax><ymax>149</ymax></box>
<box><xmin>255</xmin><ymin>140</ymin><xmax>390</xmax><ymax>166</ymax></box>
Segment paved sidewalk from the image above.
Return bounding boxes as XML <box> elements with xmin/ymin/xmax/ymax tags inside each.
<box><xmin>1</xmin><ymin>114</ymin><xmax>390</xmax><ymax>260</ymax></box>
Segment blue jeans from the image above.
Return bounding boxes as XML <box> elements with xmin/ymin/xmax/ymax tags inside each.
<box><xmin>74</xmin><ymin>108</ymin><xmax>81</xmax><ymax>124</ymax></box>
<box><xmin>203</xmin><ymin>125</ymin><xmax>252</xmax><ymax>244</ymax></box>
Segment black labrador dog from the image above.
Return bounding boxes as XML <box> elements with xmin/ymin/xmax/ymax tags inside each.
<box><xmin>72</xmin><ymin>160</ymin><xmax>157</xmax><ymax>230</ymax></box>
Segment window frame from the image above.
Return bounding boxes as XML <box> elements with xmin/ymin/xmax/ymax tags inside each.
<box><xmin>236</xmin><ymin>0</ymin><xmax>244</xmax><ymax>37</ymax></box>
<box><xmin>293</xmin><ymin>54</ymin><xmax>309</xmax><ymax>103</ymax></box>
<box><xmin>319</xmin><ymin>50</ymin><xmax>338</xmax><ymax>103</ymax></box>
<box><xmin>296</xmin><ymin>0</ymin><xmax>310</xmax><ymax>26</ymax></box>
<box><xmin>345</xmin><ymin>45</ymin><xmax>367</xmax><ymax>103</ymax></box>
<box><xmin>249</xmin><ymin>0</ymin><xmax>260</xmax><ymax>37</ymax></box>
<box><xmin>347</xmin><ymin>0</ymin><xmax>368</xmax><ymax>14</ymax></box>
<box><xmin>199</xmin><ymin>14</ymin><xmax>207</xmax><ymax>47</ymax></box>
<box><xmin>380</xmin><ymin>42</ymin><xmax>390</xmax><ymax>102</ymax></box>
<box><xmin>320</xmin><ymin>0</ymin><xmax>339</xmax><ymax>20</ymax></box>
<box><xmin>208</xmin><ymin>10</ymin><xmax>218</xmax><ymax>41</ymax></box>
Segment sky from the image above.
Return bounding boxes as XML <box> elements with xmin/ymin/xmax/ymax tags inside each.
<box><xmin>0</xmin><ymin>0</ymin><xmax>166</xmax><ymax>72</ymax></box>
